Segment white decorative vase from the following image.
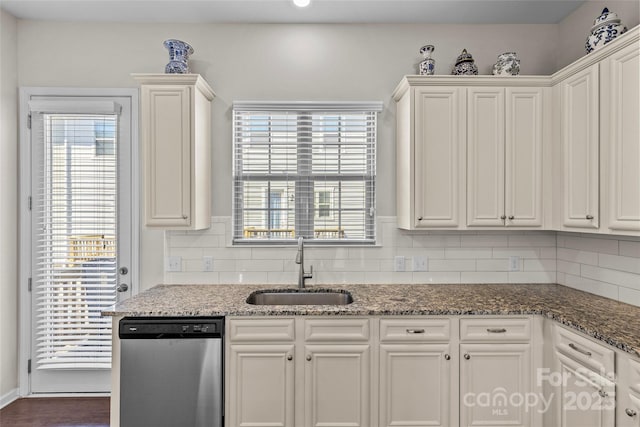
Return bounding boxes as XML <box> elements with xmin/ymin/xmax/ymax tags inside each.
<box><xmin>492</xmin><ymin>52</ymin><xmax>520</xmax><ymax>76</ymax></box>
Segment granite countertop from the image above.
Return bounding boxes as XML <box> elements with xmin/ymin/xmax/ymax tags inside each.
<box><xmin>104</xmin><ymin>283</ymin><xmax>640</xmax><ymax>358</ymax></box>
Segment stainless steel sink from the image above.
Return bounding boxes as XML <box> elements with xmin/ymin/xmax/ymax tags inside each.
<box><xmin>246</xmin><ymin>289</ymin><xmax>353</xmax><ymax>305</ymax></box>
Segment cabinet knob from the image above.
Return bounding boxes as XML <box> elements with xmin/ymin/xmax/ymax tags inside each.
<box><xmin>500</xmin><ymin>215</ymin><xmax>506</xmax><ymax>220</ymax></box>
<box><xmin>586</xmin><ymin>215</ymin><xmax>594</xmax><ymax>220</ymax></box>
<box><xmin>508</xmin><ymin>215</ymin><xmax>515</xmax><ymax>220</ymax></box>
<box><xmin>117</xmin><ymin>283</ymin><xmax>129</xmax><ymax>292</ymax></box>
<box><xmin>444</xmin><ymin>354</ymin><xmax>451</xmax><ymax>360</ymax></box>
<box><xmin>417</xmin><ymin>216</ymin><xmax>423</xmax><ymax>221</ymax></box>
<box><xmin>598</xmin><ymin>389</ymin><xmax>608</xmax><ymax>398</ymax></box>
<box><xmin>464</xmin><ymin>353</ymin><xmax>470</xmax><ymax>360</ymax></box>
<box><xmin>182</xmin><ymin>214</ymin><xmax>188</xmax><ymax>219</ymax></box>
<box><xmin>287</xmin><ymin>354</ymin><xmax>293</xmax><ymax>361</ymax></box>
<box><xmin>306</xmin><ymin>355</ymin><xmax>312</xmax><ymax>361</ymax></box>
<box><xmin>626</xmin><ymin>408</ymin><xmax>638</xmax><ymax>417</ymax></box>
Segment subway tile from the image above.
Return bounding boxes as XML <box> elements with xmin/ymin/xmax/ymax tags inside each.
<box><xmin>540</xmin><ymin>247</ymin><xmax>557</xmax><ymax>259</ymax></box>
<box><xmin>202</xmin><ymin>248</ymin><xmax>252</xmax><ymax>260</ymax></box>
<box><xmin>167</xmin><ymin>247</ymin><xmax>203</xmax><ymax>259</ymax></box>
<box><xmin>165</xmin><ymin>271</ymin><xmax>219</xmax><ymax>284</ymax></box>
<box><xmin>445</xmin><ymin>248</ymin><xmax>492</xmax><ymax>259</ymax></box>
<box><xmin>348</xmin><ymin>247</ymin><xmax>396</xmax><ymax>260</ymax></box>
<box><xmin>396</xmin><ymin>248</ymin><xmax>445</xmax><ymax>259</ymax></box>
<box><xmin>620</xmin><ymin>240</ymin><xmax>640</xmax><ymax>258</ymax></box>
<box><xmin>492</xmin><ymin>248</ymin><xmax>540</xmax><ymax>258</ymax></box>
<box><xmin>251</xmin><ymin>247</ymin><xmax>298</xmax><ymax>260</ymax></box>
<box><xmin>556</xmin><ymin>272</ymin><xmax>566</xmax><ymax>285</ymax></box>
<box><xmin>461</xmin><ymin>235</ymin><xmax>508</xmax><ymax>247</ymax></box>
<box><xmin>476</xmin><ymin>259</ymin><xmax>510</xmax><ymax>272</ymax></box>
<box><xmin>508</xmin><ymin>271</ymin><xmax>555</xmax><ymax>283</ymax></box>
<box><xmin>562</xmin><ymin>236</ymin><xmax>619</xmax><ymax>255</ymax></box>
<box><xmin>563</xmin><ymin>273</ymin><xmax>619</xmax><ymax>300</ymax></box>
<box><xmin>364</xmin><ymin>271</ymin><xmax>412</xmax><ymax>284</ymax></box>
<box><xmin>429</xmin><ymin>259</ymin><xmax>476</xmax><ymax>272</ymax></box>
<box><xmin>208</xmin><ymin>221</ymin><xmax>227</xmax><ymax>236</ymax></box>
<box><xmin>523</xmin><ymin>259</ymin><xmax>556</xmax><ymax>272</ymax></box>
<box><xmin>581</xmin><ymin>264</ymin><xmax>640</xmax><ymax>290</ymax></box>
<box><xmin>508</xmin><ymin>234</ymin><xmax>556</xmax><ymax>247</ymax></box>
<box><xmin>316</xmin><ymin>259</ymin><xmax>381</xmax><ymax>272</ymax></box>
<box><xmin>556</xmin><ymin>260</ymin><xmax>580</xmax><ymax>276</ymax></box>
<box><xmin>168</xmin><ymin>233</ymin><xmax>220</xmax><ymax>248</ymax></box>
<box><xmin>308</xmin><ymin>247</ymin><xmax>350</xmax><ymax>260</ymax></box>
<box><xmin>412</xmin><ymin>234</ymin><xmax>461</xmax><ymax>248</ymax></box>
<box><xmin>236</xmin><ymin>259</ymin><xmax>284</xmax><ymax>272</ymax></box>
<box><xmin>267</xmin><ymin>272</ymin><xmax>298</xmax><ymax>284</ymax></box>
<box><xmin>219</xmin><ymin>271</ymin><xmax>270</xmax><ymax>284</ymax></box>
<box><xmin>556</xmin><ymin>248</ymin><xmax>598</xmax><ymax>266</ymax></box>
<box><xmin>314</xmin><ymin>271</ymin><xmax>365</xmax><ymax>284</ymax></box>
<box><xmin>460</xmin><ymin>272</ymin><xmax>509</xmax><ymax>283</ymax></box>
<box><xmin>619</xmin><ymin>286</ymin><xmax>640</xmax><ymax>307</ymax></box>
<box><xmin>412</xmin><ymin>272</ymin><xmax>461</xmax><ymax>284</ymax></box>
<box><xmin>211</xmin><ymin>259</ymin><xmax>237</xmax><ymax>272</ymax></box>
<box><xmin>598</xmin><ymin>253</ymin><xmax>640</xmax><ymax>274</ymax></box>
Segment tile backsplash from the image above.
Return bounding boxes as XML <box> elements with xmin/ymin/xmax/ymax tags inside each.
<box><xmin>556</xmin><ymin>232</ymin><xmax>640</xmax><ymax>307</ymax></box>
<box><xmin>165</xmin><ymin>217</ymin><xmax>640</xmax><ymax>308</ymax></box>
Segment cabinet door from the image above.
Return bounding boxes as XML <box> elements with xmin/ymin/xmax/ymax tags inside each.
<box><xmin>467</xmin><ymin>88</ymin><xmax>505</xmax><ymax>227</ymax></box>
<box><xmin>304</xmin><ymin>344</ymin><xmax>371</xmax><ymax>427</ymax></box>
<box><xmin>414</xmin><ymin>87</ymin><xmax>465</xmax><ymax>228</ymax></box>
<box><xmin>601</xmin><ymin>42</ymin><xmax>640</xmax><ymax>233</ymax></box>
<box><xmin>228</xmin><ymin>344</ymin><xmax>295</xmax><ymax>427</ymax></box>
<box><xmin>554</xmin><ymin>352</ymin><xmax>615</xmax><ymax>427</ymax></box>
<box><xmin>142</xmin><ymin>85</ymin><xmax>191</xmax><ymax>227</ymax></box>
<box><xmin>505</xmin><ymin>88</ymin><xmax>544</xmax><ymax>227</ymax></box>
<box><xmin>379</xmin><ymin>344</ymin><xmax>454</xmax><ymax>427</ymax></box>
<box><xmin>460</xmin><ymin>343</ymin><xmax>531</xmax><ymax>427</ymax></box>
<box><xmin>617</xmin><ymin>355</ymin><xmax>640</xmax><ymax>427</ymax></box>
<box><xmin>560</xmin><ymin>65</ymin><xmax>600</xmax><ymax>229</ymax></box>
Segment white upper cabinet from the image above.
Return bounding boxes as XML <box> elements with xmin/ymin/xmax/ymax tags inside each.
<box><xmin>395</xmin><ymin>83</ymin><xmax>465</xmax><ymax>229</ymax></box>
<box><xmin>467</xmin><ymin>87</ymin><xmax>545</xmax><ymax>228</ymax></box>
<box><xmin>557</xmin><ymin>65</ymin><xmax>600</xmax><ymax>229</ymax></box>
<box><xmin>600</xmin><ymin>41</ymin><xmax>640</xmax><ymax>235</ymax></box>
<box><xmin>134</xmin><ymin>74</ymin><xmax>214</xmax><ymax>230</ymax></box>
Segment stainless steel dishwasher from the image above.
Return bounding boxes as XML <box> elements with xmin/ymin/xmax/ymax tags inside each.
<box><xmin>119</xmin><ymin>317</ymin><xmax>224</xmax><ymax>427</ymax></box>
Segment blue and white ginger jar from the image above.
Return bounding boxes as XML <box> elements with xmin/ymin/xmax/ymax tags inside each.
<box><xmin>419</xmin><ymin>45</ymin><xmax>436</xmax><ymax>75</ymax></box>
<box><xmin>452</xmin><ymin>49</ymin><xmax>478</xmax><ymax>75</ymax></box>
<box><xmin>585</xmin><ymin>8</ymin><xmax>627</xmax><ymax>54</ymax></box>
<box><xmin>164</xmin><ymin>39</ymin><xmax>194</xmax><ymax>74</ymax></box>
<box><xmin>492</xmin><ymin>52</ymin><xmax>520</xmax><ymax>76</ymax></box>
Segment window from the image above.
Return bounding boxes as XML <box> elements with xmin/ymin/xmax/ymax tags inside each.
<box><xmin>233</xmin><ymin>101</ymin><xmax>382</xmax><ymax>244</ymax></box>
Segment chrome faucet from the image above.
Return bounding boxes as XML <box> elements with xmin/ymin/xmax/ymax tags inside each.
<box><xmin>295</xmin><ymin>237</ymin><xmax>313</xmax><ymax>288</ymax></box>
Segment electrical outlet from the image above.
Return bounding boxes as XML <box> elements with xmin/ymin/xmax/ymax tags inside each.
<box><xmin>413</xmin><ymin>256</ymin><xmax>428</xmax><ymax>272</ymax></box>
<box><xmin>394</xmin><ymin>256</ymin><xmax>406</xmax><ymax>272</ymax></box>
<box><xmin>509</xmin><ymin>256</ymin><xmax>520</xmax><ymax>272</ymax></box>
<box><xmin>203</xmin><ymin>256</ymin><xmax>214</xmax><ymax>272</ymax></box>
<box><xmin>166</xmin><ymin>256</ymin><xmax>182</xmax><ymax>272</ymax></box>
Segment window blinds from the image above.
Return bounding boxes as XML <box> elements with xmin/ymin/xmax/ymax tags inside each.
<box><xmin>32</xmin><ymin>109</ymin><xmax>118</xmax><ymax>369</ymax></box>
<box><xmin>232</xmin><ymin>102</ymin><xmax>381</xmax><ymax>244</ymax></box>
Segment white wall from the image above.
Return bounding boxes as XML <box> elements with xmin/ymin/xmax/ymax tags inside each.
<box><xmin>0</xmin><ymin>8</ymin><xmax>19</xmax><ymax>405</ymax></box>
<box><xmin>556</xmin><ymin>0</ymin><xmax>640</xmax><ymax>70</ymax></box>
<box><xmin>15</xmin><ymin>20</ymin><xmax>560</xmax><ymax>291</ymax></box>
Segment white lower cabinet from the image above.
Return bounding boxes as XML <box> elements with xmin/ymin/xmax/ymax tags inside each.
<box><xmin>617</xmin><ymin>354</ymin><xmax>640</xmax><ymax>427</ymax></box>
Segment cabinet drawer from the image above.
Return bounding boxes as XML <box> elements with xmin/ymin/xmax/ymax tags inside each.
<box><xmin>460</xmin><ymin>317</ymin><xmax>531</xmax><ymax>341</ymax></box>
<box><xmin>229</xmin><ymin>318</ymin><xmax>295</xmax><ymax>342</ymax></box>
<box><xmin>554</xmin><ymin>324</ymin><xmax>614</xmax><ymax>378</ymax></box>
<box><xmin>380</xmin><ymin>318</ymin><xmax>451</xmax><ymax>342</ymax></box>
<box><xmin>304</xmin><ymin>318</ymin><xmax>370</xmax><ymax>342</ymax></box>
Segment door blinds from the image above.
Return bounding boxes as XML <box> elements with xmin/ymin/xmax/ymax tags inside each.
<box><xmin>233</xmin><ymin>101</ymin><xmax>381</xmax><ymax>244</ymax></box>
<box><xmin>30</xmin><ymin>101</ymin><xmax>120</xmax><ymax>369</ymax></box>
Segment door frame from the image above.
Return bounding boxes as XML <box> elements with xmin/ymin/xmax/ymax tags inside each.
<box><xmin>18</xmin><ymin>87</ymin><xmax>139</xmax><ymax>396</ymax></box>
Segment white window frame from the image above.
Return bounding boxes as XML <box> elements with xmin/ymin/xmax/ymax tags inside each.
<box><xmin>232</xmin><ymin>101</ymin><xmax>382</xmax><ymax>245</ymax></box>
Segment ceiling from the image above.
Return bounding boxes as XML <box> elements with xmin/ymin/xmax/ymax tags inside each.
<box><xmin>0</xmin><ymin>0</ymin><xmax>585</xmax><ymax>24</ymax></box>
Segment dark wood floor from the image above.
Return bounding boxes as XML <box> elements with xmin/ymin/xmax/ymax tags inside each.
<box><xmin>0</xmin><ymin>397</ymin><xmax>110</xmax><ymax>427</ymax></box>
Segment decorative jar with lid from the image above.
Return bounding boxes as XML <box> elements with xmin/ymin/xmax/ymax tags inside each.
<box><xmin>452</xmin><ymin>49</ymin><xmax>478</xmax><ymax>75</ymax></box>
<box><xmin>492</xmin><ymin>52</ymin><xmax>520</xmax><ymax>76</ymax></box>
<box><xmin>418</xmin><ymin>45</ymin><xmax>436</xmax><ymax>75</ymax></box>
<box><xmin>585</xmin><ymin>8</ymin><xmax>627</xmax><ymax>54</ymax></box>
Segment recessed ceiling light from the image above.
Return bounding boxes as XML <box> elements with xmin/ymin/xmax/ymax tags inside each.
<box><xmin>293</xmin><ymin>0</ymin><xmax>311</xmax><ymax>8</ymax></box>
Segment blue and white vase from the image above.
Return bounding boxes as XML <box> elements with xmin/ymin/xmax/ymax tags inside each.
<box><xmin>163</xmin><ymin>39</ymin><xmax>194</xmax><ymax>74</ymax></box>
<box><xmin>419</xmin><ymin>45</ymin><xmax>436</xmax><ymax>75</ymax></box>
<box><xmin>452</xmin><ymin>49</ymin><xmax>478</xmax><ymax>75</ymax></box>
<box><xmin>492</xmin><ymin>52</ymin><xmax>520</xmax><ymax>76</ymax></box>
<box><xmin>585</xmin><ymin>8</ymin><xmax>627</xmax><ymax>54</ymax></box>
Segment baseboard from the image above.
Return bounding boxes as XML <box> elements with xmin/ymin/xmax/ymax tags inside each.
<box><xmin>0</xmin><ymin>388</ymin><xmax>19</xmax><ymax>409</ymax></box>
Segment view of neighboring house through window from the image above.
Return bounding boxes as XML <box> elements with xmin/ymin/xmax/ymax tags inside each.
<box><xmin>232</xmin><ymin>102</ymin><xmax>381</xmax><ymax>243</ymax></box>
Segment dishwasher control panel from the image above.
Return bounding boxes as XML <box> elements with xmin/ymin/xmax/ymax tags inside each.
<box><xmin>119</xmin><ymin>317</ymin><xmax>224</xmax><ymax>339</ymax></box>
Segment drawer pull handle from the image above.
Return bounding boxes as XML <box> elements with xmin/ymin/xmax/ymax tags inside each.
<box><xmin>568</xmin><ymin>343</ymin><xmax>592</xmax><ymax>357</ymax></box>
<box><xmin>626</xmin><ymin>408</ymin><xmax>638</xmax><ymax>417</ymax></box>
<box><xmin>487</xmin><ymin>328</ymin><xmax>507</xmax><ymax>333</ymax></box>
<box><xmin>406</xmin><ymin>328</ymin><xmax>425</xmax><ymax>334</ymax></box>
